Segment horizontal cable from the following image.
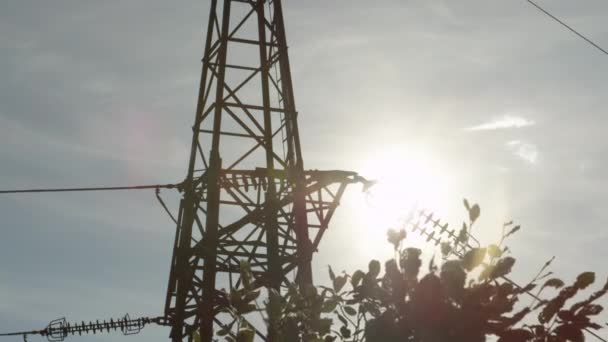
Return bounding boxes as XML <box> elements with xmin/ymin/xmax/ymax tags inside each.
<box><xmin>0</xmin><ymin>183</ymin><xmax>180</xmax><ymax>195</ymax></box>
<box><xmin>526</xmin><ymin>0</ymin><xmax>608</xmax><ymax>56</ymax></box>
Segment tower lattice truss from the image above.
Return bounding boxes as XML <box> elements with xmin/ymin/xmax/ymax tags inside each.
<box><xmin>164</xmin><ymin>0</ymin><xmax>367</xmax><ymax>341</ymax></box>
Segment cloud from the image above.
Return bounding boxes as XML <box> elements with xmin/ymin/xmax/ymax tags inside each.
<box><xmin>506</xmin><ymin>140</ymin><xmax>538</xmax><ymax>164</ymax></box>
<box><xmin>467</xmin><ymin>115</ymin><xmax>536</xmax><ymax>131</ymax></box>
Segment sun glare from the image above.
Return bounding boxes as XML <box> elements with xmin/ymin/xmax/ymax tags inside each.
<box><xmin>350</xmin><ymin>148</ymin><xmax>452</xmax><ymax>257</ymax></box>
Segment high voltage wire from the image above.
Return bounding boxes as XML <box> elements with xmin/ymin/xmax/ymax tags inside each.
<box><xmin>0</xmin><ymin>183</ymin><xmax>179</xmax><ymax>195</ymax></box>
<box><xmin>526</xmin><ymin>0</ymin><xmax>608</xmax><ymax>56</ymax></box>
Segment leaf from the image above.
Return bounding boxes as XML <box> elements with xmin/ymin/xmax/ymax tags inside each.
<box><xmin>541</xmin><ymin>278</ymin><xmax>565</xmax><ymax>291</ymax></box>
<box><xmin>440</xmin><ymin>242</ymin><xmax>452</xmax><ymax>257</ymax></box>
<box><xmin>321</xmin><ymin>296</ymin><xmax>338</xmax><ymax>313</ymax></box>
<box><xmin>242</xmin><ymin>289</ymin><xmax>261</xmax><ymax>304</ymax></box>
<box><xmin>490</xmin><ymin>257</ymin><xmax>516</xmax><ymax>279</ymax></box>
<box><xmin>333</xmin><ymin>275</ymin><xmax>347</xmax><ymax>293</ymax></box>
<box><xmin>463</xmin><ymin>198</ymin><xmax>471</xmax><ymax>211</ymax></box>
<box><xmin>344</xmin><ymin>306</ymin><xmax>357</xmax><ymax>316</ymax></box>
<box><xmin>217</xmin><ymin>327</ymin><xmax>229</xmax><ymax>336</ymax></box>
<box><xmin>387</xmin><ymin>228</ymin><xmax>406</xmax><ymax>250</ymax></box>
<box><xmin>456</xmin><ymin>224</ymin><xmax>468</xmax><ymax>244</ymax></box>
<box><xmin>192</xmin><ymin>330</ymin><xmax>201</xmax><ymax>342</ymax></box>
<box><xmin>237</xmin><ymin>303</ymin><xmax>257</xmax><ymax>315</ymax></box>
<box><xmin>340</xmin><ymin>326</ymin><xmax>352</xmax><ymax>339</ymax></box>
<box><xmin>236</xmin><ymin>326</ymin><xmax>255</xmax><ymax>342</ymax></box>
<box><xmin>539</xmin><ymin>286</ymin><xmax>579</xmax><ymax>323</ymax></box>
<box><xmin>575</xmin><ymin>272</ymin><xmax>595</xmax><ymax>289</ymax></box>
<box><xmin>337</xmin><ymin>313</ymin><xmax>347</xmax><ymax>326</ymax></box>
<box><xmin>311</xmin><ymin>318</ymin><xmax>333</xmax><ymax>336</ymax></box>
<box><xmin>487</xmin><ymin>244</ymin><xmax>502</xmax><ymax>258</ymax></box>
<box><xmin>469</xmin><ymin>203</ymin><xmax>481</xmax><ymax>222</ymax></box>
<box><xmin>497</xmin><ymin>328</ymin><xmax>533</xmax><ymax>342</ymax></box>
<box><xmin>266</xmin><ymin>288</ymin><xmax>283</xmax><ymax>323</ymax></box>
<box><xmin>554</xmin><ymin>324</ymin><xmax>584</xmax><ymax>342</ymax></box>
<box><xmin>368</xmin><ymin>260</ymin><xmax>381</xmax><ymax>279</ymax></box>
<box><xmin>514</xmin><ymin>283</ymin><xmax>537</xmax><ymax>295</ymax></box>
<box><xmin>429</xmin><ymin>254</ymin><xmax>437</xmax><ymax>272</ymax></box>
<box><xmin>328</xmin><ymin>266</ymin><xmax>336</xmax><ymax>282</ymax></box>
<box><xmin>239</xmin><ymin>260</ymin><xmax>254</xmax><ymax>290</ymax></box>
<box><xmin>579</xmin><ymin>304</ymin><xmax>603</xmax><ymax>316</ymax></box>
<box><xmin>351</xmin><ymin>270</ymin><xmax>365</xmax><ymax>288</ymax></box>
<box><xmin>461</xmin><ymin>248</ymin><xmax>487</xmax><ymax>271</ymax></box>
<box><xmin>505</xmin><ymin>225</ymin><xmax>521</xmax><ymax>238</ymax></box>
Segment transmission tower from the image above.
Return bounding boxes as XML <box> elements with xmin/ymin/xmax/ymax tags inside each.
<box><xmin>163</xmin><ymin>0</ymin><xmax>368</xmax><ymax>341</ymax></box>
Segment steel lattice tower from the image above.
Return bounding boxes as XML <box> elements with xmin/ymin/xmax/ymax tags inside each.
<box><xmin>164</xmin><ymin>1</ymin><xmax>367</xmax><ymax>340</ymax></box>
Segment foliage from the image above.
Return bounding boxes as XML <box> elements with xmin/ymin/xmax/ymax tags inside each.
<box><xmin>215</xmin><ymin>201</ymin><xmax>608</xmax><ymax>342</ymax></box>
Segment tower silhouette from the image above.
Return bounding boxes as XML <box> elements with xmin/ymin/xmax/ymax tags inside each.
<box><xmin>164</xmin><ymin>0</ymin><xmax>367</xmax><ymax>340</ymax></box>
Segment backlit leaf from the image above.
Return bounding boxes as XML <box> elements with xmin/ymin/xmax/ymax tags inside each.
<box><xmin>462</xmin><ymin>248</ymin><xmax>487</xmax><ymax>271</ymax></box>
<box><xmin>488</xmin><ymin>244</ymin><xmax>502</xmax><ymax>258</ymax></box>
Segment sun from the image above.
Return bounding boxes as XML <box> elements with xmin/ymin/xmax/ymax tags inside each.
<box><xmin>349</xmin><ymin>147</ymin><xmax>452</xmax><ymax>257</ymax></box>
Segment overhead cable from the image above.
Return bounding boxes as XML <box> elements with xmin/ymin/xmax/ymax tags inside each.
<box><xmin>0</xmin><ymin>183</ymin><xmax>180</xmax><ymax>195</ymax></box>
<box><xmin>526</xmin><ymin>0</ymin><xmax>608</xmax><ymax>56</ymax></box>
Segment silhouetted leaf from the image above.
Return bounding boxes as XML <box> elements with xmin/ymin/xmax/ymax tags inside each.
<box><xmin>266</xmin><ymin>288</ymin><xmax>283</xmax><ymax>323</ymax></box>
<box><xmin>539</xmin><ymin>286</ymin><xmax>579</xmax><ymax>323</ymax></box>
<box><xmin>505</xmin><ymin>225</ymin><xmax>521</xmax><ymax>238</ymax></box>
<box><xmin>579</xmin><ymin>304</ymin><xmax>603</xmax><ymax>316</ymax></box>
<box><xmin>463</xmin><ymin>198</ymin><xmax>471</xmax><ymax>211</ymax></box>
<box><xmin>368</xmin><ymin>260</ymin><xmax>381</xmax><ymax>279</ymax></box>
<box><xmin>441</xmin><ymin>260</ymin><xmax>466</xmax><ymax>299</ymax></box>
<box><xmin>554</xmin><ymin>324</ymin><xmax>584</xmax><ymax>342</ymax></box>
<box><xmin>490</xmin><ymin>257</ymin><xmax>516</xmax><ymax>279</ymax></box>
<box><xmin>462</xmin><ymin>248</ymin><xmax>487</xmax><ymax>271</ymax></box>
<box><xmin>333</xmin><ymin>275</ymin><xmax>347</xmax><ymax>293</ymax></box>
<box><xmin>457</xmin><ymin>224</ymin><xmax>468</xmax><ymax>244</ymax></box>
<box><xmin>328</xmin><ymin>266</ymin><xmax>336</xmax><ymax>282</ymax></box>
<box><xmin>236</xmin><ymin>326</ymin><xmax>255</xmax><ymax>342</ymax></box>
<box><xmin>387</xmin><ymin>228</ymin><xmax>406</xmax><ymax>250</ymax></box>
<box><xmin>239</xmin><ymin>260</ymin><xmax>254</xmax><ymax>290</ymax></box>
<box><xmin>311</xmin><ymin>318</ymin><xmax>332</xmax><ymax>336</ymax></box>
<box><xmin>469</xmin><ymin>204</ymin><xmax>481</xmax><ymax>222</ymax></box>
<box><xmin>542</xmin><ymin>278</ymin><xmax>565</xmax><ymax>292</ymax></box>
<box><xmin>217</xmin><ymin>326</ymin><xmax>229</xmax><ymax>336</ymax></box>
<box><xmin>321</xmin><ymin>297</ymin><xmax>339</xmax><ymax>313</ymax></box>
<box><xmin>514</xmin><ymin>283</ymin><xmax>537</xmax><ymax>295</ymax></box>
<box><xmin>344</xmin><ymin>306</ymin><xmax>357</xmax><ymax>316</ymax></box>
<box><xmin>351</xmin><ymin>270</ymin><xmax>365</xmax><ymax>288</ymax></box>
<box><xmin>242</xmin><ymin>290</ymin><xmax>261</xmax><ymax>304</ymax></box>
<box><xmin>575</xmin><ymin>272</ymin><xmax>595</xmax><ymax>290</ymax></box>
<box><xmin>340</xmin><ymin>326</ymin><xmax>352</xmax><ymax>338</ymax></box>
<box><xmin>440</xmin><ymin>242</ymin><xmax>452</xmax><ymax>257</ymax></box>
<box><xmin>497</xmin><ymin>328</ymin><xmax>533</xmax><ymax>342</ymax></box>
<box><xmin>429</xmin><ymin>254</ymin><xmax>437</xmax><ymax>272</ymax></box>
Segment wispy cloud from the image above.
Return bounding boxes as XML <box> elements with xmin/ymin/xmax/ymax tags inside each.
<box><xmin>506</xmin><ymin>140</ymin><xmax>538</xmax><ymax>164</ymax></box>
<box><xmin>467</xmin><ymin>115</ymin><xmax>536</xmax><ymax>131</ymax></box>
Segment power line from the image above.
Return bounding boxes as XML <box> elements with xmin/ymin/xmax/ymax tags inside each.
<box><xmin>526</xmin><ymin>0</ymin><xmax>608</xmax><ymax>56</ymax></box>
<box><xmin>0</xmin><ymin>183</ymin><xmax>180</xmax><ymax>195</ymax></box>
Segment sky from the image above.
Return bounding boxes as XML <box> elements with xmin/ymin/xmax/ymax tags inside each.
<box><xmin>1</xmin><ymin>0</ymin><xmax>607</xmax><ymax>341</ymax></box>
